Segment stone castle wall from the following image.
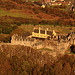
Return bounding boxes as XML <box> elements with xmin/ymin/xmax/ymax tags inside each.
<box><xmin>11</xmin><ymin>34</ymin><xmax>74</xmax><ymax>51</ymax></box>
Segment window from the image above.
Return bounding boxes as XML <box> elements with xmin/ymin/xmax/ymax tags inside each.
<box><xmin>40</xmin><ymin>30</ymin><xmax>45</xmax><ymax>34</ymax></box>
<box><xmin>54</xmin><ymin>36</ymin><xmax>56</xmax><ymax>38</ymax></box>
<box><xmin>47</xmin><ymin>31</ymin><xmax>52</xmax><ymax>35</ymax></box>
<box><xmin>34</xmin><ymin>29</ymin><xmax>39</xmax><ymax>33</ymax></box>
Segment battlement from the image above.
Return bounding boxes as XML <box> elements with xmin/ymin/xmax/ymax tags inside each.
<box><xmin>11</xmin><ymin>28</ymin><xmax>75</xmax><ymax>50</ymax></box>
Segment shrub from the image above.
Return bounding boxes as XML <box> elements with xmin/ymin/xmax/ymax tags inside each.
<box><xmin>35</xmin><ymin>11</ymin><xmax>39</xmax><ymax>14</ymax></box>
<box><xmin>70</xmin><ymin>45</ymin><xmax>75</xmax><ymax>53</ymax></box>
<box><xmin>12</xmin><ymin>25</ymin><xmax>18</xmax><ymax>30</ymax></box>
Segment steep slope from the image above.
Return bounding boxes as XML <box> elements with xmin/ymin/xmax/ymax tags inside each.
<box><xmin>0</xmin><ymin>44</ymin><xmax>75</xmax><ymax>75</ymax></box>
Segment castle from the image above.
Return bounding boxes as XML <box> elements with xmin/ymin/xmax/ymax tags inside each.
<box><xmin>11</xmin><ymin>27</ymin><xmax>75</xmax><ymax>50</ymax></box>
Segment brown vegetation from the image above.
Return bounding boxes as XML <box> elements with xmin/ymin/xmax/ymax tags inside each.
<box><xmin>0</xmin><ymin>45</ymin><xmax>75</xmax><ymax>75</ymax></box>
<box><xmin>0</xmin><ymin>0</ymin><xmax>75</xmax><ymax>42</ymax></box>
<box><xmin>0</xmin><ymin>0</ymin><xmax>75</xmax><ymax>26</ymax></box>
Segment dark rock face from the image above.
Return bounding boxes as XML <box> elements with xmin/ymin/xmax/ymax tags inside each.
<box><xmin>70</xmin><ymin>45</ymin><xmax>75</xmax><ymax>53</ymax></box>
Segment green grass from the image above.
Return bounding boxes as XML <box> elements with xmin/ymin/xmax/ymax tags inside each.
<box><xmin>68</xmin><ymin>48</ymin><xmax>75</xmax><ymax>54</ymax></box>
<box><xmin>19</xmin><ymin>24</ymin><xmax>75</xmax><ymax>34</ymax></box>
<box><xmin>68</xmin><ymin>48</ymin><xmax>71</xmax><ymax>51</ymax></box>
<box><xmin>70</xmin><ymin>52</ymin><xmax>75</xmax><ymax>54</ymax></box>
<box><xmin>19</xmin><ymin>24</ymin><xmax>34</xmax><ymax>34</ymax></box>
<box><xmin>0</xmin><ymin>9</ymin><xmax>36</xmax><ymax>19</ymax></box>
<box><xmin>38</xmin><ymin>48</ymin><xmax>52</xmax><ymax>51</ymax></box>
<box><xmin>3</xmin><ymin>18</ymin><xmax>14</xmax><ymax>23</ymax></box>
<box><xmin>63</xmin><ymin>5</ymin><xmax>69</xmax><ymax>11</ymax></box>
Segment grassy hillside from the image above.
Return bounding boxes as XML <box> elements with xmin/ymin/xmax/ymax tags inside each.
<box><xmin>0</xmin><ymin>0</ymin><xmax>75</xmax><ymax>42</ymax></box>
<box><xmin>0</xmin><ymin>0</ymin><xmax>75</xmax><ymax>26</ymax></box>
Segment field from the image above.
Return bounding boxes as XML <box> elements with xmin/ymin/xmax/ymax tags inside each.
<box><xmin>0</xmin><ymin>0</ymin><xmax>75</xmax><ymax>26</ymax></box>
<box><xmin>0</xmin><ymin>0</ymin><xmax>75</xmax><ymax>42</ymax></box>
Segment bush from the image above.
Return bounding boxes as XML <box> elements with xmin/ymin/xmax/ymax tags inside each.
<box><xmin>2</xmin><ymin>26</ymin><xmax>13</xmax><ymax>34</ymax></box>
<box><xmin>35</xmin><ymin>11</ymin><xmax>39</xmax><ymax>14</ymax></box>
<box><xmin>70</xmin><ymin>45</ymin><xmax>75</xmax><ymax>53</ymax></box>
<box><xmin>12</xmin><ymin>25</ymin><xmax>18</xmax><ymax>30</ymax></box>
